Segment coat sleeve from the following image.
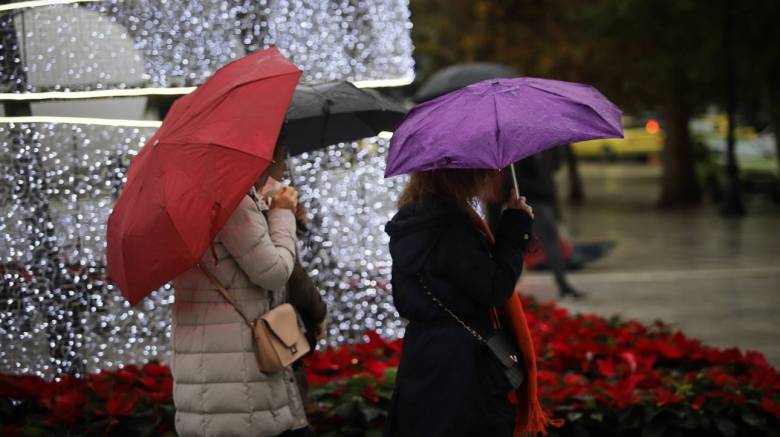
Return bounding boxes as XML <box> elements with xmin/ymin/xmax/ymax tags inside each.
<box><xmin>433</xmin><ymin>209</ymin><xmax>534</xmax><ymax>307</ymax></box>
<box><xmin>287</xmin><ymin>259</ymin><xmax>327</xmax><ymax>325</ymax></box>
<box><xmin>218</xmin><ymin>196</ymin><xmax>297</xmax><ymax>290</ymax></box>
<box><xmin>287</xmin><ymin>259</ymin><xmax>328</xmax><ymax>349</ymax></box>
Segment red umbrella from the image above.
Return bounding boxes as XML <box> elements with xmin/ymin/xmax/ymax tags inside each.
<box><xmin>106</xmin><ymin>47</ymin><xmax>302</xmax><ymax>305</ymax></box>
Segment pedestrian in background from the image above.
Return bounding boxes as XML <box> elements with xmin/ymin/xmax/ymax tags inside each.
<box><xmin>287</xmin><ymin>202</ymin><xmax>328</xmax><ymax>408</ymax></box>
<box><xmin>487</xmin><ymin>151</ymin><xmax>586</xmax><ymax>299</ymax></box>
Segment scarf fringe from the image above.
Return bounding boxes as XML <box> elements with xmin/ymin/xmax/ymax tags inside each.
<box><xmin>514</xmin><ymin>398</ymin><xmax>565</xmax><ymax>437</ymax></box>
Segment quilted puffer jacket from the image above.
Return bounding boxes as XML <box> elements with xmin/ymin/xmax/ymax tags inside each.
<box><xmin>171</xmin><ymin>190</ymin><xmax>308</xmax><ymax>437</ymax></box>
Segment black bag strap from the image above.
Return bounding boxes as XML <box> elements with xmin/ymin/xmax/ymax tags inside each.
<box><xmin>417</xmin><ymin>275</ymin><xmax>488</xmax><ymax>344</ymax></box>
<box><xmin>415</xmin><ymin>228</ymin><xmax>491</xmax><ymax>344</ymax></box>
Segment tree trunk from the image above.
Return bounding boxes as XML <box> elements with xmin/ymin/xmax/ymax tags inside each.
<box><xmin>659</xmin><ymin>98</ymin><xmax>701</xmax><ymax>206</ymax></box>
<box><xmin>772</xmin><ymin>104</ymin><xmax>780</xmax><ymax>177</ymax></box>
<box><xmin>719</xmin><ymin>0</ymin><xmax>745</xmax><ymax>216</ymax></box>
<box><xmin>769</xmin><ymin>63</ymin><xmax>780</xmax><ymax>176</ymax></box>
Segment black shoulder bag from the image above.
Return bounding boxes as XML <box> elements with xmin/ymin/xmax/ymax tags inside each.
<box><xmin>418</xmin><ymin>274</ymin><xmax>526</xmax><ymax>390</ymax></box>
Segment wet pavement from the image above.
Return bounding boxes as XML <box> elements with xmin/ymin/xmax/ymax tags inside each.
<box><xmin>518</xmin><ymin>162</ymin><xmax>780</xmax><ymax>367</ymax></box>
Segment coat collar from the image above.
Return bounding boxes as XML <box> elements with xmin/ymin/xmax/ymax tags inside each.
<box><xmin>247</xmin><ymin>186</ymin><xmax>270</xmax><ymax>211</ymax></box>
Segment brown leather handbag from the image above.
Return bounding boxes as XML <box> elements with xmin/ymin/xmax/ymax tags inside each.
<box><xmin>199</xmin><ymin>265</ymin><xmax>310</xmax><ymax>373</ymax></box>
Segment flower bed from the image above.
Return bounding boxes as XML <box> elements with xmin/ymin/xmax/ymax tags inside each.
<box><xmin>0</xmin><ymin>362</ymin><xmax>175</xmax><ymax>436</ymax></box>
<box><xmin>2</xmin><ymin>297</ymin><xmax>779</xmax><ymax>436</ymax></box>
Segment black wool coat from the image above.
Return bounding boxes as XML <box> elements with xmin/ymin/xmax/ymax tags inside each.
<box><xmin>383</xmin><ymin>194</ymin><xmax>534</xmax><ymax>437</ymax></box>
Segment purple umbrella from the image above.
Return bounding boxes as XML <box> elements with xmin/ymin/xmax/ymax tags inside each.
<box><xmin>385</xmin><ymin>77</ymin><xmax>623</xmax><ymax>191</ymax></box>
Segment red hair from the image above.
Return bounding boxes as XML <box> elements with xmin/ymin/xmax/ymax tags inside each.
<box><xmin>398</xmin><ymin>168</ymin><xmax>498</xmax><ymax>211</ymax></box>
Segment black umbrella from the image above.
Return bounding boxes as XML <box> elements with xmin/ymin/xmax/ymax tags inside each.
<box><xmin>413</xmin><ymin>63</ymin><xmax>517</xmax><ymax>102</ymax></box>
<box><xmin>283</xmin><ymin>81</ymin><xmax>407</xmax><ymax>156</ymax></box>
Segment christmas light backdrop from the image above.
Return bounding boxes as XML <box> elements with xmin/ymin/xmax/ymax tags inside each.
<box><xmin>289</xmin><ymin>141</ymin><xmax>407</xmax><ymax>345</ymax></box>
<box><xmin>0</xmin><ymin>0</ymin><xmax>414</xmax><ymax>378</ymax></box>
<box><xmin>0</xmin><ymin>123</ymin><xmax>408</xmax><ymax>378</ymax></box>
<box><xmin>1</xmin><ymin>0</ymin><xmax>414</xmax><ymax>93</ymax></box>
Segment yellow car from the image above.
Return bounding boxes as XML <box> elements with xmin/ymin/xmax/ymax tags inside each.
<box><xmin>690</xmin><ymin>113</ymin><xmax>758</xmax><ymax>144</ymax></box>
<box><xmin>572</xmin><ymin>116</ymin><xmax>664</xmax><ymax>160</ymax></box>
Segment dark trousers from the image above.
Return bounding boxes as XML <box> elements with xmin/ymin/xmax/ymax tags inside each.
<box><xmin>489</xmin><ymin>201</ymin><xmax>571</xmax><ymax>293</ymax></box>
<box><xmin>532</xmin><ymin>203</ymin><xmax>570</xmax><ymax>292</ymax></box>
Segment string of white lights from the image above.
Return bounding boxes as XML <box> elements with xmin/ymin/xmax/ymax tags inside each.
<box><xmin>0</xmin><ymin>117</ymin><xmax>397</xmax><ymax>139</ymax></box>
<box><xmin>0</xmin><ymin>0</ymin><xmax>99</xmax><ymax>13</ymax></box>
<box><xmin>1</xmin><ymin>1</ymin><xmax>415</xmax><ymax>93</ymax></box>
<box><xmin>0</xmin><ymin>116</ymin><xmax>163</xmax><ymax>127</ymax></box>
<box><xmin>0</xmin><ymin>74</ymin><xmax>414</xmax><ymax>101</ymax></box>
<box><xmin>0</xmin><ymin>121</ymin><xmax>407</xmax><ymax>377</ymax></box>
<box><xmin>0</xmin><ymin>88</ymin><xmax>197</xmax><ymax>101</ymax></box>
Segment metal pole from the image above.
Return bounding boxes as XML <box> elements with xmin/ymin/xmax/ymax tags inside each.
<box><xmin>509</xmin><ymin>162</ymin><xmax>521</xmax><ymax>199</ymax></box>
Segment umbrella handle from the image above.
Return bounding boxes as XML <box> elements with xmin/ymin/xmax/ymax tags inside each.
<box><xmin>509</xmin><ymin>163</ymin><xmax>521</xmax><ymax>200</ymax></box>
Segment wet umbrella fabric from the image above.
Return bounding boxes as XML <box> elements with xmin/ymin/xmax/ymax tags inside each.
<box><xmin>385</xmin><ymin>77</ymin><xmax>623</xmax><ymax>178</ymax></box>
<box><xmin>282</xmin><ymin>81</ymin><xmax>406</xmax><ymax>155</ymax></box>
<box><xmin>106</xmin><ymin>47</ymin><xmax>302</xmax><ymax>305</ymax></box>
<box><xmin>413</xmin><ymin>62</ymin><xmax>516</xmax><ymax>102</ymax></box>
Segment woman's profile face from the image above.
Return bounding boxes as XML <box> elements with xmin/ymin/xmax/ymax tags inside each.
<box><xmin>266</xmin><ymin>156</ymin><xmax>287</xmax><ymax>181</ymax></box>
<box><xmin>478</xmin><ymin>170</ymin><xmax>503</xmax><ymax>203</ymax></box>
<box><xmin>255</xmin><ymin>144</ymin><xmax>288</xmax><ymax>188</ymax></box>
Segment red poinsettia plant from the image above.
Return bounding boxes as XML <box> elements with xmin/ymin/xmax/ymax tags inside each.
<box><xmin>2</xmin><ymin>296</ymin><xmax>779</xmax><ymax>436</ymax></box>
<box><xmin>302</xmin><ymin>297</ymin><xmax>780</xmax><ymax>436</ymax></box>
<box><xmin>0</xmin><ymin>362</ymin><xmax>175</xmax><ymax>436</ymax></box>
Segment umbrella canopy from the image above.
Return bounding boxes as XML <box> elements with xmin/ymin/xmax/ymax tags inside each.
<box><xmin>106</xmin><ymin>47</ymin><xmax>302</xmax><ymax>305</ymax></box>
<box><xmin>414</xmin><ymin>63</ymin><xmax>516</xmax><ymax>102</ymax></box>
<box><xmin>386</xmin><ymin>77</ymin><xmax>623</xmax><ymax>178</ymax></box>
<box><xmin>283</xmin><ymin>81</ymin><xmax>407</xmax><ymax>155</ymax></box>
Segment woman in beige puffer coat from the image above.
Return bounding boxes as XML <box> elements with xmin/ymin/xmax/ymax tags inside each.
<box><xmin>171</xmin><ymin>145</ymin><xmax>309</xmax><ymax>437</ymax></box>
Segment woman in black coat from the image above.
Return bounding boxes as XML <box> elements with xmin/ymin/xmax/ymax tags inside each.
<box><xmin>384</xmin><ymin>169</ymin><xmax>535</xmax><ymax>437</ymax></box>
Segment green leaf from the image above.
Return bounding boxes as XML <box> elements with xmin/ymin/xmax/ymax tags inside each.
<box><xmin>739</xmin><ymin>407</ymin><xmax>766</xmax><ymax>428</ymax></box>
<box><xmin>18</xmin><ymin>426</ymin><xmax>45</xmax><ymax>437</ymax></box>
<box><xmin>376</xmin><ymin>387</ymin><xmax>394</xmax><ymax>400</ymax></box>
<box><xmin>359</xmin><ymin>403</ymin><xmax>384</xmax><ymax>423</ymax></box>
<box><xmin>382</xmin><ymin>368</ymin><xmax>397</xmax><ymax>381</ymax></box>
<box><xmin>366</xmin><ymin>429</ymin><xmax>384</xmax><ymax>437</ymax></box>
<box><xmin>642</xmin><ymin>410</ymin><xmax>673</xmax><ymax>437</ymax></box>
<box><xmin>678</xmin><ymin>410</ymin><xmax>699</xmax><ymax>430</ymax></box>
<box><xmin>136</xmin><ymin>415</ymin><xmax>162</xmax><ymax>437</ymax></box>
<box><xmin>84</xmin><ymin>418</ymin><xmax>111</xmax><ymax>436</ymax></box>
<box><xmin>341</xmin><ymin>424</ymin><xmax>365</xmax><ymax>435</ymax></box>
<box><xmin>714</xmin><ymin>416</ymin><xmax>737</xmax><ymax>437</ymax></box>
<box><xmin>707</xmin><ymin>397</ymin><xmax>728</xmax><ymax>414</ymax></box>
<box><xmin>332</xmin><ymin>400</ymin><xmax>359</xmax><ymax>419</ymax></box>
<box><xmin>0</xmin><ymin>398</ymin><xmax>14</xmax><ymax>418</ymax></box>
<box><xmin>616</xmin><ymin>405</ymin><xmax>644</xmax><ymax>433</ymax></box>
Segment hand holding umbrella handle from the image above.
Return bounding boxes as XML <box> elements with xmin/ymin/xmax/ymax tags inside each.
<box><xmin>506</xmin><ymin>166</ymin><xmax>534</xmax><ymax>219</ymax></box>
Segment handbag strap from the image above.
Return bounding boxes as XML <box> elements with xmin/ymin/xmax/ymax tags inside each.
<box><xmin>198</xmin><ymin>264</ymin><xmax>254</xmax><ymax>330</ymax></box>
<box><xmin>418</xmin><ymin>275</ymin><xmax>488</xmax><ymax>344</ymax></box>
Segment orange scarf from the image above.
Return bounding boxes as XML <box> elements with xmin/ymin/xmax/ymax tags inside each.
<box><xmin>474</xmin><ymin>213</ymin><xmax>564</xmax><ymax>437</ymax></box>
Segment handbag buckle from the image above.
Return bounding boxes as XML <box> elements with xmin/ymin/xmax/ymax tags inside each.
<box><xmin>290</xmin><ymin>344</ymin><xmax>298</xmax><ymax>354</ymax></box>
<box><xmin>510</xmin><ymin>354</ymin><xmax>518</xmax><ymax>363</ymax></box>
